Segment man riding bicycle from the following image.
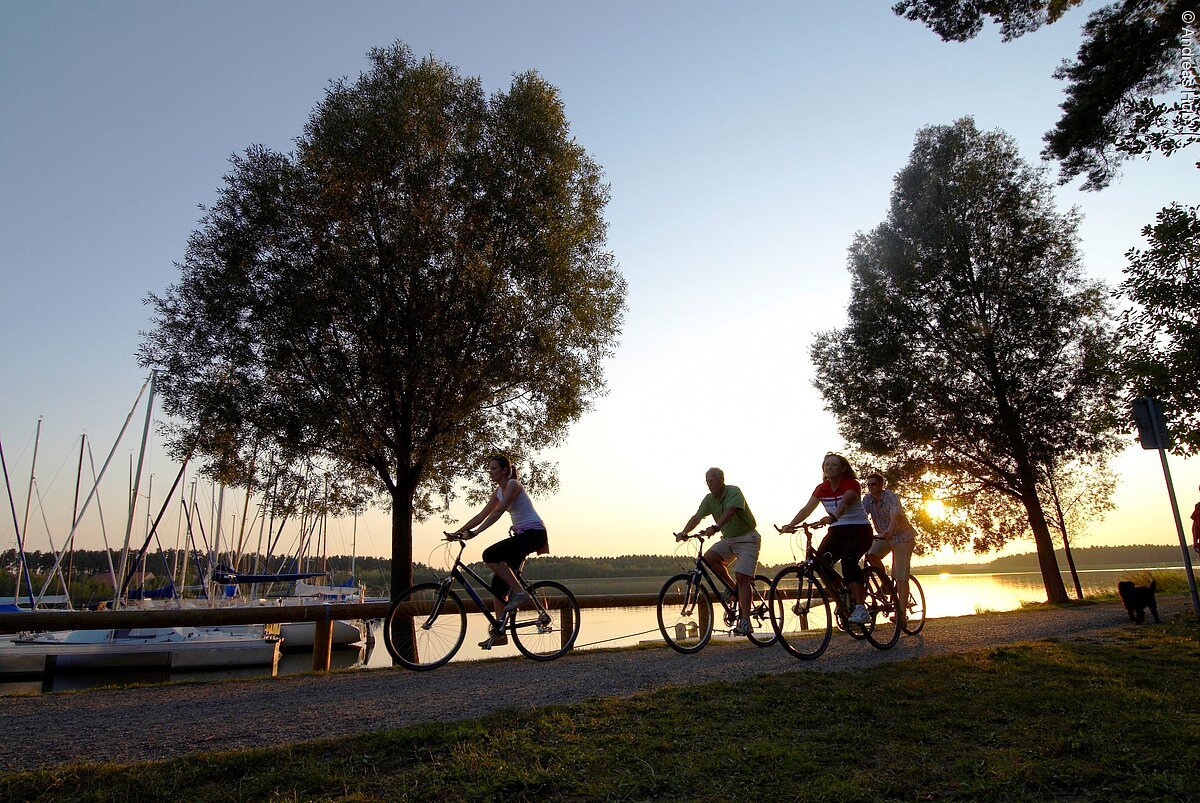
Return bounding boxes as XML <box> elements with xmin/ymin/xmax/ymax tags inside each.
<box><xmin>674</xmin><ymin>467</ymin><xmax>762</xmax><ymax>636</ymax></box>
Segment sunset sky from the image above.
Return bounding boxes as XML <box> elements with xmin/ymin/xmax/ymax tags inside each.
<box><xmin>1</xmin><ymin>2</ymin><xmax>1195</xmax><ymax>571</ymax></box>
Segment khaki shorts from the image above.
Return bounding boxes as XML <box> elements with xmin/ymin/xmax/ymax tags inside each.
<box><xmin>709</xmin><ymin>530</ymin><xmax>761</xmax><ymax>578</ymax></box>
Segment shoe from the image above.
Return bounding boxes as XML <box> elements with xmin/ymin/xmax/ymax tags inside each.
<box><xmin>502</xmin><ymin>590</ymin><xmax>530</xmax><ymax>612</ymax></box>
<box><xmin>732</xmin><ymin>618</ymin><xmax>753</xmax><ymax>636</ymax></box>
<box><xmin>848</xmin><ymin>604</ymin><xmax>871</xmax><ymax>625</ymax></box>
<box><xmin>478</xmin><ymin>627</ymin><xmax>508</xmax><ymax>650</ymax></box>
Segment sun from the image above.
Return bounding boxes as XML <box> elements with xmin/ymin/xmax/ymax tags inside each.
<box><xmin>923</xmin><ymin>498</ymin><xmax>948</xmax><ymax>520</ymax></box>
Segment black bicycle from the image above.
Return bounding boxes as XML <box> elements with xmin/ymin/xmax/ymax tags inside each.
<box><xmin>867</xmin><ymin>537</ymin><xmax>927</xmax><ymax>636</ymax></box>
<box><xmin>656</xmin><ymin>533</ymin><xmax>778</xmax><ymax>653</ymax></box>
<box><xmin>768</xmin><ymin>522</ymin><xmax>901</xmax><ymax>659</ymax></box>
<box><xmin>382</xmin><ymin>533</ymin><xmax>581</xmax><ymax>670</ymax></box>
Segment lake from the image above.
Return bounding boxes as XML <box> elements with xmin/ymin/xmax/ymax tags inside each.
<box><xmin>0</xmin><ymin>567</ymin><xmax>1176</xmax><ymax>696</ymax></box>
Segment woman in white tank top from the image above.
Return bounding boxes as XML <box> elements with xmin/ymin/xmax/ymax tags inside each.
<box><xmin>453</xmin><ymin>455</ymin><xmax>549</xmax><ymax>647</ymax></box>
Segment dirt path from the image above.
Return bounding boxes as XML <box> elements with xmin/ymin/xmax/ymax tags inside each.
<box><xmin>1</xmin><ymin>597</ymin><xmax>1188</xmax><ymax>773</ymax></box>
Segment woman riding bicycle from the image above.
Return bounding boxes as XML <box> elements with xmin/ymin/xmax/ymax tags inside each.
<box><xmin>453</xmin><ymin>454</ymin><xmax>549</xmax><ymax>647</ymax></box>
<box><xmin>779</xmin><ymin>452</ymin><xmax>873</xmax><ymax>625</ymax></box>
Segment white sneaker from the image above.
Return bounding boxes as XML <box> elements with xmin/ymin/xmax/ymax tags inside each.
<box><xmin>848</xmin><ymin>604</ymin><xmax>871</xmax><ymax>625</ymax></box>
<box><xmin>502</xmin><ymin>590</ymin><xmax>530</xmax><ymax>612</ymax></box>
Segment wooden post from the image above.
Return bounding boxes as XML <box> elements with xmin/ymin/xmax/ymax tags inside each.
<box><xmin>312</xmin><ymin>619</ymin><xmax>333</xmax><ymax>671</ymax></box>
<box><xmin>560</xmin><ymin>603</ymin><xmax>574</xmax><ymax>650</ymax></box>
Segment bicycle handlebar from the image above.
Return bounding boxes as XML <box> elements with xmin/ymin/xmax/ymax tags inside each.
<box><xmin>773</xmin><ymin>521</ymin><xmax>827</xmax><ymax>534</ymax></box>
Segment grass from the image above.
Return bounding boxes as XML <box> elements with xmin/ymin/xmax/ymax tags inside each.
<box><xmin>3</xmin><ymin>611</ymin><xmax>1200</xmax><ymax>802</ymax></box>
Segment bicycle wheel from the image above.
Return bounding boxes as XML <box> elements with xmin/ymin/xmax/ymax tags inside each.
<box><xmin>769</xmin><ymin>565</ymin><xmax>832</xmax><ymax>660</ymax></box>
<box><xmin>510</xmin><ymin>580</ymin><xmax>581</xmax><ymax>661</ymax></box>
<box><xmin>746</xmin><ymin>574</ymin><xmax>778</xmax><ymax>647</ymax></box>
<box><xmin>657</xmin><ymin>573</ymin><xmax>713</xmax><ymax>654</ymax></box>
<box><xmin>902</xmin><ymin>575</ymin><xmax>926</xmax><ymax>635</ymax></box>
<box><xmin>383</xmin><ymin>583</ymin><xmax>466</xmax><ymax>670</ymax></box>
<box><xmin>864</xmin><ymin>568</ymin><xmax>901</xmax><ymax>650</ymax></box>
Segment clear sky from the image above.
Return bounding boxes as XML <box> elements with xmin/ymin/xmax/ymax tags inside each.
<box><xmin>1</xmin><ymin>2</ymin><xmax>1196</xmax><ymax>571</ymax></box>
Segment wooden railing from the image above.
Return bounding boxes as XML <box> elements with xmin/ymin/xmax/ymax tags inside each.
<box><xmin>0</xmin><ymin>592</ymin><xmax>682</xmax><ymax>671</ymax></box>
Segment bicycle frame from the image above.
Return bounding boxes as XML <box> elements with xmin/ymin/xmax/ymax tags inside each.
<box><xmin>428</xmin><ymin>539</ymin><xmax>552</xmax><ymax>635</ymax></box>
<box><xmin>680</xmin><ymin>535</ymin><xmax>743</xmax><ymax>619</ymax></box>
<box><xmin>789</xmin><ymin>524</ymin><xmax>855</xmax><ymax>616</ymax></box>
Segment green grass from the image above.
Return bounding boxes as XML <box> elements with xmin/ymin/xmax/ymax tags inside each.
<box><xmin>4</xmin><ymin>615</ymin><xmax>1200</xmax><ymax>802</ymax></box>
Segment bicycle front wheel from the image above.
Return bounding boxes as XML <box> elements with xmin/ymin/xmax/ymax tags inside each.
<box><xmin>510</xmin><ymin>580</ymin><xmax>581</xmax><ymax>661</ymax></box>
<box><xmin>657</xmin><ymin>574</ymin><xmax>713</xmax><ymax>654</ymax></box>
<box><xmin>864</xmin><ymin>568</ymin><xmax>901</xmax><ymax>650</ymax></box>
<box><xmin>383</xmin><ymin>583</ymin><xmax>466</xmax><ymax>671</ymax></box>
<box><xmin>902</xmin><ymin>575</ymin><xmax>926</xmax><ymax>635</ymax></box>
<box><xmin>769</xmin><ymin>565</ymin><xmax>832</xmax><ymax>660</ymax></box>
<box><xmin>746</xmin><ymin>574</ymin><xmax>778</xmax><ymax>647</ymax></box>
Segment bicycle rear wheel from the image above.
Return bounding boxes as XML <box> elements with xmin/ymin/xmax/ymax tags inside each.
<box><xmin>769</xmin><ymin>565</ymin><xmax>832</xmax><ymax>660</ymax></box>
<box><xmin>902</xmin><ymin>575</ymin><xmax>926</xmax><ymax>635</ymax></box>
<box><xmin>383</xmin><ymin>583</ymin><xmax>466</xmax><ymax>670</ymax></box>
<box><xmin>864</xmin><ymin>568</ymin><xmax>901</xmax><ymax>650</ymax></box>
<box><xmin>746</xmin><ymin>574</ymin><xmax>778</xmax><ymax>647</ymax></box>
<box><xmin>657</xmin><ymin>573</ymin><xmax>713</xmax><ymax>654</ymax></box>
<box><xmin>509</xmin><ymin>580</ymin><xmax>581</xmax><ymax>661</ymax></box>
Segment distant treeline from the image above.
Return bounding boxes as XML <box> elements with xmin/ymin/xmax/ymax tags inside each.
<box><xmin>917</xmin><ymin>544</ymin><xmax>1191</xmax><ymax>574</ymax></box>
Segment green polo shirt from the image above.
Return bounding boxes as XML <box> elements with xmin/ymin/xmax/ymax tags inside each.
<box><xmin>696</xmin><ymin>485</ymin><xmax>757</xmax><ymax>539</ymax></box>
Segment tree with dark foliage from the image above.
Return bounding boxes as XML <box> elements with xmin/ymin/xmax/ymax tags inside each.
<box><xmin>811</xmin><ymin>119</ymin><xmax>1124</xmax><ymax>603</ymax></box>
<box><xmin>140</xmin><ymin>43</ymin><xmax>627</xmax><ymax>598</ymax></box>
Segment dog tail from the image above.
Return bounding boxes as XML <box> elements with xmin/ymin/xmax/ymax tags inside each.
<box><xmin>1150</xmin><ymin>579</ymin><xmax>1157</xmax><ymax>592</ymax></box>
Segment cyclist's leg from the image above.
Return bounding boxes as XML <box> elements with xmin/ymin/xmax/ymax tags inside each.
<box><xmin>728</xmin><ymin>531</ymin><xmax>762</xmax><ymax>625</ymax></box>
<box><xmin>703</xmin><ymin>540</ymin><xmax>738</xmax><ymax>603</ymax></box>
<box><xmin>891</xmin><ymin>537</ymin><xmax>915</xmax><ymax>626</ymax></box>
<box><xmin>838</xmin><ymin>526</ymin><xmax>874</xmax><ymax>606</ymax></box>
<box><xmin>865</xmin><ymin>537</ymin><xmax>891</xmax><ymax>579</ymax></box>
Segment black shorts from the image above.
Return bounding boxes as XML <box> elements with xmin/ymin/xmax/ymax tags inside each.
<box><xmin>481</xmin><ymin>528</ymin><xmax>549</xmax><ymax>598</ymax></box>
<box><xmin>816</xmin><ymin>524</ymin><xmax>873</xmax><ymax>585</ymax></box>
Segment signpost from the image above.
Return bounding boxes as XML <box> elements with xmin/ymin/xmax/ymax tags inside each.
<box><xmin>1132</xmin><ymin>398</ymin><xmax>1200</xmax><ymax>616</ymax></box>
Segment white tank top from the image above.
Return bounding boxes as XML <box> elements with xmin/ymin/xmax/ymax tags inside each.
<box><xmin>496</xmin><ymin>482</ymin><xmax>545</xmax><ymax>532</ymax></box>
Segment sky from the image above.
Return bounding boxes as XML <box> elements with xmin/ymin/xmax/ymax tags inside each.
<box><xmin>1</xmin><ymin>2</ymin><xmax>1197</xmax><ymax>574</ymax></box>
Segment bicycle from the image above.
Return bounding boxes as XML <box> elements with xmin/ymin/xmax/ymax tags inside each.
<box><xmin>655</xmin><ymin>532</ymin><xmax>778</xmax><ymax>654</ymax></box>
<box><xmin>382</xmin><ymin>532</ymin><xmax>581</xmax><ymax>670</ymax></box>
<box><xmin>768</xmin><ymin>522</ymin><xmax>900</xmax><ymax>659</ymax></box>
<box><xmin>865</xmin><ymin>537</ymin><xmax>927</xmax><ymax>636</ymax></box>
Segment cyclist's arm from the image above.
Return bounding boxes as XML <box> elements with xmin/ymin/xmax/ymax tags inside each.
<box><xmin>782</xmin><ymin>496</ymin><xmax>821</xmax><ymax>531</ymax></box>
<box><xmin>823</xmin><ymin>488</ymin><xmax>860</xmax><ymax>526</ymax></box>
<box><xmin>456</xmin><ymin>494</ymin><xmax>503</xmax><ymax>537</ymax></box>
<box><xmin>676</xmin><ymin>514</ymin><xmax>706</xmax><ymax>540</ymax></box>
<box><xmin>471</xmin><ymin>479</ymin><xmax>523</xmax><ymax>535</ymax></box>
<box><xmin>884</xmin><ymin>506</ymin><xmax>913</xmax><ymax>539</ymax></box>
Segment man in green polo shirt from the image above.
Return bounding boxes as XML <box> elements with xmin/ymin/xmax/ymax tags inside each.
<box><xmin>675</xmin><ymin>466</ymin><xmax>762</xmax><ymax>636</ymax></box>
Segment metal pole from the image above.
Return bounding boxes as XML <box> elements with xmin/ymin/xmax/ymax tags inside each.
<box><xmin>1147</xmin><ymin>398</ymin><xmax>1200</xmax><ymax>615</ymax></box>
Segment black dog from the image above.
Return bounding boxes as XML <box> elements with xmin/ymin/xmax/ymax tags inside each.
<box><xmin>1117</xmin><ymin>579</ymin><xmax>1160</xmax><ymax>624</ymax></box>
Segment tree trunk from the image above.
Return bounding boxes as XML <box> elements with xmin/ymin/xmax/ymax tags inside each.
<box><xmin>1017</xmin><ymin>465</ymin><xmax>1068</xmax><ymax>603</ymax></box>
<box><xmin>389</xmin><ymin>486</ymin><xmax>414</xmax><ymax>598</ymax></box>
<box><xmin>388</xmin><ymin>480</ymin><xmax>417</xmax><ymax>667</ymax></box>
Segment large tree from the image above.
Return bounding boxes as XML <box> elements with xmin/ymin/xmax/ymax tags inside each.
<box><xmin>140</xmin><ymin>43</ymin><xmax>626</xmax><ymax>597</ymax></box>
<box><xmin>1119</xmin><ymin>203</ymin><xmax>1200</xmax><ymax>453</ymax></box>
<box><xmin>811</xmin><ymin>119</ymin><xmax>1124</xmax><ymax>603</ymax></box>
<box><xmin>893</xmin><ymin>0</ymin><xmax>1197</xmax><ymax>189</ymax></box>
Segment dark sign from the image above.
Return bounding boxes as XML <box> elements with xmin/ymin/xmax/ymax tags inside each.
<box><xmin>1132</xmin><ymin>398</ymin><xmax>1171</xmax><ymax>450</ymax></box>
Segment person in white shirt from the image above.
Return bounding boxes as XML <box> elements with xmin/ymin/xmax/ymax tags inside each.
<box><xmin>454</xmin><ymin>455</ymin><xmax>548</xmax><ymax>647</ymax></box>
<box><xmin>862</xmin><ymin>472</ymin><xmax>918</xmax><ymax>628</ymax></box>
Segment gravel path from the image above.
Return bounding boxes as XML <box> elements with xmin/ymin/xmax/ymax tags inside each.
<box><xmin>0</xmin><ymin>597</ymin><xmax>1188</xmax><ymax>773</ymax></box>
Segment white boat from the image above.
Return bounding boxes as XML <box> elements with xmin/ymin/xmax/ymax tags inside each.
<box><xmin>1</xmin><ymin>627</ymin><xmax>281</xmax><ymax>673</ymax></box>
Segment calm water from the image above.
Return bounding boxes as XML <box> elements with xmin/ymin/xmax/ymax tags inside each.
<box><xmin>1</xmin><ymin>568</ymin><xmax>1180</xmax><ymax>696</ymax></box>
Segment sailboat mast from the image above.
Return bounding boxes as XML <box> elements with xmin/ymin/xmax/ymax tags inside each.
<box><xmin>14</xmin><ymin>417</ymin><xmax>43</xmax><ymax>608</ymax></box>
<box><xmin>115</xmin><ymin>370</ymin><xmax>155</xmax><ymax>609</ymax></box>
<box><xmin>66</xmin><ymin>433</ymin><xmax>85</xmax><ymax>599</ymax></box>
<box><xmin>0</xmin><ymin>434</ymin><xmax>37</xmax><ymax>608</ymax></box>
